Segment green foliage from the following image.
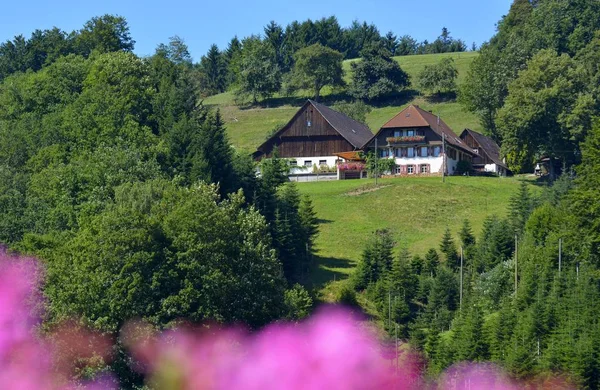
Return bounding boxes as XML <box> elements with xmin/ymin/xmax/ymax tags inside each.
<box><xmin>290</xmin><ymin>43</ymin><xmax>344</xmax><ymax>101</ymax></box>
<box><xmin>284</xmin><ymin>284</ymin><xmax>313</xmax><ymax>320</ymax></box>
<box><xmin>45</xmin><ymin>181</ymin><xmax>287</xmax><ymax>331</ymax></box>
<box><xmin>336</xmin><ymin>281</ymin><xmax>359</xmax><ymax>307</ymax></box>
<box><xmin>235</xmin><ymin>37</ymin><xmax>281</xmax><ymax>104</ymax></box>
<box><xmin>349</xmin><ymin>43</ymin><xmax>410</xmax><ymax>101</ymax></box>
<box><xmin>353</xmin><ymin>229</ymin><xmax>394</xmax><ymax>290</ymax></box>
<box><xmin>332</xmin><ymin>101</ymin><xmax>372</xmax><ymax>124</ymax></box>
<box><xmin>439</xmin><ymin>227</ymin><xmax>459</xmax><ymax>270</ymax></box>
<box><xmin>417</xmin><ymin>57</ymin><xmax>458</xmax><ymax>96</ymax></box>
<box><xmin>364</xmin><ymin>151</ymin><xmax>396</xmax><ymax>177</ymax></box>
<box><xmin>455</xmin><ymin>160</ymin><xmax>471</xmax><ymax>175</ymax></box>
<box><xmin>461</xmin><ymin>0</ymin><xmax>600</xmax><ymax>165</ymax></box>
<box><xmin>508</xmin><ymin>181</ymin><xmax>534</xmax><ymax>235</ymax></box>
<box><xmin>497</xmin><ymin>50</ymin><xmax>583</xmax><ymax>172</ymax></box>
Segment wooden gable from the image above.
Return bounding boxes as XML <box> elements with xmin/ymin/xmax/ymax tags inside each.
<box><xmin>255</xmin><ymin>102</ymin><xmax>357</xmax><ymax>159</ymax></box>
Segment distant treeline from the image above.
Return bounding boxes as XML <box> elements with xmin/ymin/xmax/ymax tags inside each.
<box><xmin>197</xmin><ymin>18</ymin><xmax>467</xmax><ymax>95</ymax></box>
<box><xmin>0</xmin><ymin>15</ymin><xmax>468</xmax><ymax>97</ymax></box>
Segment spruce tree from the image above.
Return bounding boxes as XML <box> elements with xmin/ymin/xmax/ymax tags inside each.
<box><xmin>440</xmin><ymin>227</ymin><xmax>459</xmax><ymax>270</ymax></box>
<box><xmin>423</xmin><ymin>248</ymin><xmax>440</xmax><ymax>277</ymax></box>
<box><xmin>200</xmin><ymin>44</ymin><xmax>227</xmax><ymax>94</ymax></box>
<box><xmin>508</xmin><ymin>181</ymin><xmax>533</xmax><ymax>235</ymax></box>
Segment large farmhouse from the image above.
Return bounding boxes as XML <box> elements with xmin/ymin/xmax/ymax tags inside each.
<box><xmin>459</xmin><ymin>129</ymin><xmax>509</xmax><ymax>176</ymax></box>
<box><xmin>253</xmin><ymin>100</ymin><xmax>373</xmax><ymax>173</ymax></box>
<box><xmin>363</xmin><ymin>105</ymin><xmax>475</xmax><ymax>175</ymax></box>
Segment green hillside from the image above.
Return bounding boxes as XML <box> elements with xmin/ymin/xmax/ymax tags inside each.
<box><xmin>295</xmin><ymin>176</ymin><xmax>535</xmax><ymax>290</ymax></box>
<box><xmin>204</xmin><ymin>52</ymin><xmax>481</xmax><ymax>152</ymax></box>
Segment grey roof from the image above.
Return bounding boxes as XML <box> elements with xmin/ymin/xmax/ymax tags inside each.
<box><xmin>308</xmin><ymin>100</ymin><xmax>374</xmax><ymax>148</ymax></box>
<box><xmin>461</xmin><ymin>129</ymin><xmax>508</xmax><ymax>169</ymax></box>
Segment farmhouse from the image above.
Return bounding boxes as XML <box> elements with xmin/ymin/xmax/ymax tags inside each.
<box><xmin>253</xmin><ymin>100</ymin><xmax>373</xmax><ymax>175</ymax></box>
<box><xmin>363</xmin><ymin>105</ymin><xmax>475</xmax><ymax>176</ymax></box>
<box><xmin>459</xmin><ymin>129</ymin><xmax>509</xmax><ymax>176</ymax></box>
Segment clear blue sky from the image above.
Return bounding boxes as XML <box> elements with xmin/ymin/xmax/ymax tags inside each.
<box><xmin>2</xmin><ymin>0</ymin><xmax>512</xmax><ymax>61</ymax></box>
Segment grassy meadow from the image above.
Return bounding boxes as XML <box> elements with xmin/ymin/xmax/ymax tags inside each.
<box><xmin>205</xmin><ymin>51</ymin><xmax>481</xmax><ymax>152</ymax></box>
<box><xmin>296</xmin><ymin>176</ymin><xmax>537</xmax><ymax>294</ymax></box>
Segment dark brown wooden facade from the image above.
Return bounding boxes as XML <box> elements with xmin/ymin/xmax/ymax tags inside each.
<box><xmin>256</xmin><ymin>104</ymin><xmax>353</xmax><ymax>159</ymax></box>
<box><xmin>461</xmin><ymin>131</ymin><xmax>494</xmax><ymax>166</ymax></box>
<box><xmin>254</xmin><ymin>100</ymin><xmax>373</xmax><ymax>160</ymax></box>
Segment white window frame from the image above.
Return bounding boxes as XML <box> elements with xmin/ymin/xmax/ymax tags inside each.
<box><xmin>407</xmin><ymin>165</ymin><xmax>415</xmax><ymax>174</ymax></box>
<box><xmin>290</xmin><ymin>160</ymin><xmax>298</xmax><ymax>166</ymax></box>
<box><xmin>319</xmin><ymin>160</ymin><xmax>327</xmax><ymax>166</ymax></box>
<box><xmin>420</xmin><ymin>164</ymin><xmax>428</xmax><ymax>173</ymax></box>
<box><xmin>304</xmin><ymin>160</ymin><xmax>313</xmax><ymax>167</ymax></box>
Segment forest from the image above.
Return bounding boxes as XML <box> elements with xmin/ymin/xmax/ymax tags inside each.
<box><xmin>0</xmin><ymin>0</ymin><xmax>599</xmax><ymax>387</ymax></box>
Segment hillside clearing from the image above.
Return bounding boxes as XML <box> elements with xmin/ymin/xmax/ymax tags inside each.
<box><xmin>296</xmin><ymin>176</ymin><xmax>538</xmax><ymax>290</ymax></box>
<box><xmin>205</xmin><ymin>52</ymin><xmax>480</xmax><ymax>152</ymax></box>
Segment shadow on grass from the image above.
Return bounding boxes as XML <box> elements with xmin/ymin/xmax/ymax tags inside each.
<box><xmin>309</xmin><ymin>254</ymin><xmax>354</xmax><ymax>290</ymax></box>
<box><xmin>368</xmin><ymin>89</ymin><xmax>419</xmax><ymax>108</ymax></box>
<box><xmin>423</xmin><ymin>91</ymin><xmax>457</xmax><ymax>103</ymax></box>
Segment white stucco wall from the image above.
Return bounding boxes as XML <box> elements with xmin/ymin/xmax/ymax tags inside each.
<box><xmin>288</xmin><ymin>155</ymin><xmax>340</xmax><ymax>174</ymax></box>
<box><xmin>484</xmin><ymin>163</ymin><xmax>497</xmax><ymax>173</ymax></box>
<box><xmin>382</xmin><ymin>155</ymin><xmax>460</xmax><ymax>174</ymax></box>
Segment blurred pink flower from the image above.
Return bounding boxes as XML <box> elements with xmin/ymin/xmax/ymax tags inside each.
<box><xmin>124</xmin><ymin>308</ymin><xmax>420</xmax><ymax>390</ymax></box>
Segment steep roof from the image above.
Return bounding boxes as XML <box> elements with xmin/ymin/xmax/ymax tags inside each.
<box><xmin>308</xmin><ymin>100</ymin><xmax>373</xmax><ymax>148</ymax></box>
<box><xmin>460</xmin><ymin>129</ymin><xmax>508</xmax><ymax>169</ymax></box>
<box><xmin>373</xmin><ymin>105</ymin><xmax>474</xmax><ymax>154</ymax></box>
<box><xmin>255</xmin><ymin>100</ymin><xmax>373</xmax><ymax>156</ymax></box>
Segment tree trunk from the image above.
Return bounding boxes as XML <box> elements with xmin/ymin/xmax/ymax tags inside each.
<box><xmin>314</xmin><ymin>81</ymin><xmax>320</xmax><ymax>101</ymax></box>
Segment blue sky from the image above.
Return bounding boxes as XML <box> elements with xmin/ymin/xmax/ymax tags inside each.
<box><xmin>2</xmin><ymin>0</ymin><xmax>512</xmax><ymax>61</ymax></box>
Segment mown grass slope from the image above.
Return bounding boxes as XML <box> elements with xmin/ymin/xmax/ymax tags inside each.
<box><xmin>204</xmin><ymin>52</ymin><xmax>480</xmax><ymax>152</ymax></box>
<box><xmin>296</xmin><ymin>176</ymin><xmax>537</xmax><ymax>291</ymax></box>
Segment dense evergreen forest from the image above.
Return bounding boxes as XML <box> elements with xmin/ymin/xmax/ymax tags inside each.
<box><xmin>348</xmin><ymin>1</ymin><xmax>600</xmax><ymax>387</ymax></box>
<box><xmin>0</xmin><ymin>15</ymin><xmax>320</xmax><ymax>386</ymax></box>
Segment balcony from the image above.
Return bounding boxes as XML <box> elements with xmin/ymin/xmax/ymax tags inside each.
<box><xmin>386</xmin><ymin>135</ymin><xmax>426</xmax><ymax>144</ymax></box>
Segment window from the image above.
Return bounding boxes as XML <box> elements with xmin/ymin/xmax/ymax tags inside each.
<box><xmin>420</xmin><ymin>146</ymin><xmax>428</xmax><ymax>157</ymax></box>
<box><xmin>407</xmin><ymin>129</ymin><xmax>415</xmax><ymax>137</ymax></box>
<box><xmin>407</xmin><ymin>147</ymin><xmax>414</xmax><ymax>157</ymax></box>
<box><xmin>319</xmin><ymin>160</ymin><xmax>327</xmax><ymax>166</ymax></box>
<box><xmin>395</xmin><ymin>148</ymin><xmax>401</xmax><ymax>157</ymax></box>
<box><xmin>380</xmin><ymin>149</ymin><xmax>390</xmax><ymax>157</ymax></box>
<box><xmin>420</xmin><ymin>164</ymin><xmax>428</xmax><ymax>173</ymax></box>
<box><xmin>407</xmin><ymin>165</ymin><xmax>414</xmax><ymax>174</ymax></box>
<box><xmin>395</xmin><ymin>165</ymin><xmax>402</xmax><ymax>174</ymax></box>
<box><xmin>304</xmin><ymin>160</ymin><xmax>312</xmax><ymax>167</ymax></box>
<box><xmin>433</xmin><ymin>146</ymin><xmax>441</xmax><ymax>157</ymax></box>
<box><xmin>290</xmin><ymin>160</ymin><xmax>298</xmax><ymax>166</ymax></box>
<box><xmin>394</xmin><ymin>130</ymin><xmax>401</xmax><ymax>137</ymax></box>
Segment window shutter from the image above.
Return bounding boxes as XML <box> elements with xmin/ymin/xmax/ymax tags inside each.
<box><xmin>426</xmin><ymin>164</ymin><xmax>430</xmax><ymax>173</ymax></box>
<box><xmin>428</xmin><ymin>147</ymin><xmax>433</xmax><ymax>156</ymax></box>
<box><xmin>402</xmin><ymin>148</ymin><xmax>407</xmax><ymax>157</ymax></box>
<box><xmin>401</xmin><ymin>165</ymin><xmax>407</xmax><ymax>174</ymax></box>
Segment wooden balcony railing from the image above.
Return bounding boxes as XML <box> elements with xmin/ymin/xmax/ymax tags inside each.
<box><xmin>386</xmin><ymin>135</ymin><xmax>426</xmax><ymax>144</ymax></box>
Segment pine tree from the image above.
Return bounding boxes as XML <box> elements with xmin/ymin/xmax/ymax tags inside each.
<box><xmin>440</xmin><ymin>227</ymin><xmax>459</xmax><ymax>270</ymax></box>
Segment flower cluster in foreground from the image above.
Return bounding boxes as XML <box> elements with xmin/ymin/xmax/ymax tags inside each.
<box><xmin>0</xmin><ymin>249</ymin><xmax>574</xmax><ymax>389</ymax></box>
